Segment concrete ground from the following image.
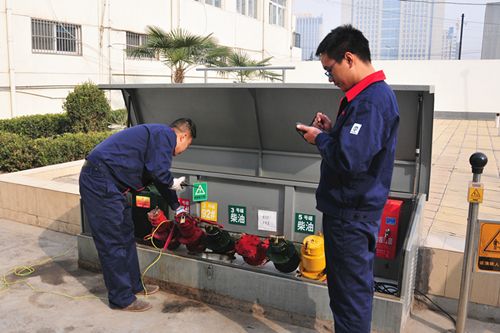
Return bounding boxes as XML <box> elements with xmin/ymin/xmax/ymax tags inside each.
<box><xmin>1</xmin><ymin>219</ymin><xmax>499</xmax><ymax>333</ymax></box>
<box><xmin>423</xmin><ymin>119</ymin><xmax>500</xmax><ymax>250</ymax></box>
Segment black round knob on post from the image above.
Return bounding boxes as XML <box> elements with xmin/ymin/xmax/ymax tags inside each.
<box><xmin>469</xmin><ymin>152</ymin><xmax>488</xmax><ymax>174</ymax></box>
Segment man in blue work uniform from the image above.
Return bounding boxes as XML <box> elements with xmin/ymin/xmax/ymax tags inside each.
<box><xmin>297</xmin><ymin>25</ymin><xmax>399</xmax><ymax>332</ymax></box>
<box><xmin>79</xmin><ymin>118</ymin><xmax>196</xmax><ymax>312</ymax></box>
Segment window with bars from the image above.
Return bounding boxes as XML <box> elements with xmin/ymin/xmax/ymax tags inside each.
<box><xmin>195</xmin><ymin>0</ymin><xmax>222</xmax><ymax>8</ymax></box>
<box><xmin>237</xmin><ymin>0</ymin><xmax>257</xmax><ymax>18</ymax></box>
<box><xmin>126</xmin><ymin>32</ymin><xmax>157</xmax><ymax>60</ymax></box>
<box><xmin>31</xmin><ymin>18</ymin><xmax>82</xmax><ymax>55</ymax></box>
<box><xmin>269</xmin><ymin>0</ymin><xmax>286</xmax><ymax>27</ymax></box>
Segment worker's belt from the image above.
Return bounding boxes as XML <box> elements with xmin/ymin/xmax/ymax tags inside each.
<box><xmin>82</xmin><ymin>159</ymin><xmax>131</xmax><ymax>194</ymax></box>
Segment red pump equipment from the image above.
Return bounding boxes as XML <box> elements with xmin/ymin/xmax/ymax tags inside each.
<box><xmin>235</xmin><ymin>234</ymin><xmax>269</xmax><ymax>266</ymax></box>
<box><xmin>146</xmin><ymin>207</ymin><xmax>179</xmax><ymax>250</ymax></box>
<box><xmin>376</xmin><ymin>199</ymin><xmax>403</xmax><ymax>260</ymax></box>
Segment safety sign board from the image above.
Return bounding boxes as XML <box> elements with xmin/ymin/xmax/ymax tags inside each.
<box><xmin>258</xmin><ymin>210</ymin><xmax>277</xmax><ymax>232</ymax></box>
<box><xmin>201</xmin><ymin>201</ymin><xmax>218</xmax><ymax>222</ymax></box>
<box><xmin>178</xmin><ymin>198</ymin><xmax>191</xmax><ymax>213</ymax></box>
<box><xmin>295</xmin><ymin>213</ymin><xmax>315</xmax><ymax>234</ymax></box>
<box><xmin>228</xmin><ymin>205</ymin><xmax>246</xmax><ymax>225</ymax></box>
<box><xmin>192</xmin><ymin>182</ymin><xmax>208</xmax><ymax>202</ymax></box>
<box><xmin>477</xmin><ymin>220</ymin><xmax>500</xmax><ymax>273</ymax></box>
<box><xmin>135</xmin><ymin>195</ymin><xmax>151</xmax><ymax>208</ymax></box>
<box><xmin>468</xmin><ymin>182</ymin><xmax>484</xmax><ymax>203</ymax></box>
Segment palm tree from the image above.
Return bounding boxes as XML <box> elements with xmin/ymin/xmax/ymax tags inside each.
<box><xmin>129</xmin><ymin>26</ymin><xmax>230</xmax><ymax>83</ymax></box>
<box><xmin>219</xmin><ymin>51</ymin><xmax>282</xmax><ymax>83</ymax></box>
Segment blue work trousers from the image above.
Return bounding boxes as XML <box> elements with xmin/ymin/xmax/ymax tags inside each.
<box><xmin>79</xmin><ymin>162</ymin><xmax>143</xmax><ymax>308</ymax></box>
<box><xmin>322</xmin><ymin>214</ymin><xmax>380</xmax><ymax>333</ymax></box>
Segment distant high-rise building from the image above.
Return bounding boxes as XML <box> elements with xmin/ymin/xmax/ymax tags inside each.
<box><xmin>441</xmin><ymin>26</ymin><xmax>459</xmax><ymax>60</ymax></box>
<box><xmin>295</xmin><ymin>15</ymin><xmax>323</xmax><ymax>60</ymax></box>
<box><xmin>481</xmin><ymin>2</ymin><xmax>500</xmax><ymax>59</ymax></box>
<box><xmin>341</xmin><ymin>0</ymin><xmax>444</xmax><ymax>60</ymax></box>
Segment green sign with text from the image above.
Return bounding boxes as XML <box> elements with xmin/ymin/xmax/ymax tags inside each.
<box><xmin>294</xmin><ymin>213</ymin><xmax>315</xmax><ymax>234</ymax></box>
<box><xmin>192</xmin><ymin>182</ymin><xmax>208</xmax><ymax>202</ymax></box>
<box><xmin>228</xmin><ymin>205</ymin><xmax>246</xmax><ymax>225</ymax></box>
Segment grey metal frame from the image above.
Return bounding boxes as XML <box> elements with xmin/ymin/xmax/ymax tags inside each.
<box><xmin>81</xmin><ymin>83</ymin><xmax>436</xmax><ymax>332</ymax></box>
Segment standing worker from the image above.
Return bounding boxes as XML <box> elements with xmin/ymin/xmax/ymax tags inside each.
<box><xmin>79</xmin><ymin>118</ymin><xmax>196</xmax><ymax>312</ymax></box>
<box><xmin>297</xmin><ymin>25</ymin><xmax>399</xmax><ymax>332</ymax></box>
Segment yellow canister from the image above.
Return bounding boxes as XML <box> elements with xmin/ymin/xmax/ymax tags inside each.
<box><xmin>299</xmin><ymin>234</ymin><xmax>326</xmax><ymax>280</ymax></box>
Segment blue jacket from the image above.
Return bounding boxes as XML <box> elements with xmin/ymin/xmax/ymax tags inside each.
<box><xmin>315</xmin><ymin>71</ymin><xmax>399</xmax><ymax>221</ymax></box>
<box><xmin>86</xmin><ymin>124</ymin><xmax>180</xmax><ymax>210</ymax></box>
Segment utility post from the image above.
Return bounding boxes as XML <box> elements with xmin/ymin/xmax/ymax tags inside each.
<box><xmin>456</xmin><ymin>152</ymin><xmax>488</xmax><ymax>333</ymax></box>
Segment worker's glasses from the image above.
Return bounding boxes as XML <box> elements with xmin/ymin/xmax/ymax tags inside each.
<box><xmin>324</xmin><ymin>66</ymin><xmax>333</xmax><ymax>79</ymax></box>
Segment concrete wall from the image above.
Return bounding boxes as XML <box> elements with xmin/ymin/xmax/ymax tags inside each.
<box><xmin>284</xmin><ymin>59</ymin><xmax>500</xmax><ymax>117</ymax></box>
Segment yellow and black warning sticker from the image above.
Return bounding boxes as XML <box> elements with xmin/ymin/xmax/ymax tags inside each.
<box><xmin>468</xmin><ymin>182</ymin><xmax>484</xmax><ymax>203</ymax></box>
<box><xmin>477</xmin><ymin>221</ymin><xmax>500</xmax><ymax>273</ymax></box>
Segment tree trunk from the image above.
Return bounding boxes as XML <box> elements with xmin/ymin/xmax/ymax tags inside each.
<box><xmin>173</xmin><ymin>67</ymin><xmax>185</xmax><ymax>83</ymax></box>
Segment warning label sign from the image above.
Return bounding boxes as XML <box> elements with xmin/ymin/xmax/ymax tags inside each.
<box><xmin>468</xmin><ymin>182</ymin><xmax>484</xmax><ymax>203</ymax></box>
<box><xmin>477</xmin><ymin>221</ymin><xmax>500</xmax><ymax>273</ymax></box>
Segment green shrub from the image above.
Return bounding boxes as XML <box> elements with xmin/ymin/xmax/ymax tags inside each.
<box><xmin>0</xmin><ymin>132</ymin><xmax>37</xmax><ymax>171</ymax></box>
<box><xmin>108</xmin><ymin>109</ymin><xmax>127</xmax><ymax>126</ymax></box>
<box><xmin>0</xmin><ymin>131</ymin><xmax>113</xmax><ymax>172</ymax></box>
<box><xmin>0</xmin><ymin>113</ymin><xmax>70</xmax><ymax>138</ymax></box>
<box><xmin>63</xmin><ymin>82</ymin><xmax>111</xmax><ymax>133</ymax></box>
<box><xmin>34</xmin><ymin>132</ymin><xmax>112</xmax><ymax>166</ymax></box>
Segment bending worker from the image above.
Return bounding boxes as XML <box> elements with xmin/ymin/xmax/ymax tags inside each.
<box><xmin>297</xmin><ymin>25</ymin><xmax>399</xmax><ymax>332</ymax></box>
<box><xmin>79</xmin><ymin>118</ymin><xmax>196</xmax><ymax>312</ymax></box>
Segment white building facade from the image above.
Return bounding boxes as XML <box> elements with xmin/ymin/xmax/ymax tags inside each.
<box><xmin>481</xmin><ymin>1</ymin><xmax>500</xmax><ymax>59</ymax></box>
<box><xmin>295</xmin><ymin>15</ymin><xmax>322</xmax><ymax>60</ymax></box>
<box><xmin>341</xmin><ymin>0</ymin><xmax>444</xmax><ymax>60</ymax></box>
<box><xmin>441</xmin><ymin>26</ymin><xmax>459</xmax><ymax>60</ymax></box>
<box><xmin>0</xmin><ymin>0</ymin><xmax>300</xmax><ymax>119</ymax></box>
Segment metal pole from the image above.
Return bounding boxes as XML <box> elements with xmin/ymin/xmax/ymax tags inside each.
<box><xmin>458</xmin><ymin>13</ymin><xmax>464</xmax><ymax>60</ymax></box>
<box><xmin>456</xmin><ymin>152</ymin><xmax>488</xmax><ymax>333</ymax></box>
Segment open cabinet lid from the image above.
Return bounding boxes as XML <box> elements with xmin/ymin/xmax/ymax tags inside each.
<box><xmin>99</xmin><ymin>83</ymin><xmax>434</xmax><ymax>197</ymax></box>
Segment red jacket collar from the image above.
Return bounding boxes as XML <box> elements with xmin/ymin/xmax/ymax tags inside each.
<box><xmin>345</xmin><ymin>70</ymin><xmax>386</xmax><ymax>102</ymax></box>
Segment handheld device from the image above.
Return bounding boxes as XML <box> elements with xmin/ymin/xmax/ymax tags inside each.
<box><xmin>295</xmin><ymin>122</ymin><xmax>306</xmax><ymax>137</ymax></box>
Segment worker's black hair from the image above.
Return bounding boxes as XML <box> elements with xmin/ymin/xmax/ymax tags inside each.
<box><xmin>316</xmin><ymin>24</ymin><xmax>371</xmax><ymax>63</ymax></box>
<box><xmin>170</xmin><ymin>118</ymin><xmax>197</xmax><ymax>139</ymax></box>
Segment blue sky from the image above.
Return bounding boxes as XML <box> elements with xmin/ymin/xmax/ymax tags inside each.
<box><xmin>293</xmin><ymin>0</ymin><xmax>488</xmax><ymax>59</ymax></box>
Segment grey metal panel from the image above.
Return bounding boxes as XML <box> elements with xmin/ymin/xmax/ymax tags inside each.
<box><xmin>99</xmin><ymin>82</ymin><xmax>434</xmax><ymax>91</ymax></box>
<box><xmin>101</xmin><ymin>83</ymin><xmax>434</xmax><ymax>195</ymax></box>
<box><xmin>172</xmin><ymin>147</ymin><xmax>259</xmax><ymax>176</ymax></box>
<box><xmin>185</xmin><ymin>176</ymin><xmax>285</xmax><ymax>237</ymax></box>
<box><xmin>254</xmin><ymin>87</ymin><xmax>339</xmax><ymax>153</ymax></box>
<box><xmin>134</xmin><ymin>87</ymin><xmax>262</xmax><ymax>149</ymax></box>
<box><xmin>261</xmin><ymin>153</ymin><xmax>321</xmax><ymax>182</ymax></box>
<box><xmin>394</xmin><ymin>91</ymin><xmax>420</xmax><ymax>161</ymax></box>
<box><xmin>419</xmin><ymin>92</ymin><xmax>434</xmax><ymax>198</ymax></box>
<box><xmin>292</xmin><ymin>188</ymin><xmax>322</xmax><ymax>243</ymax></box>
<box><xmin>390</xmin><ymin>163</ymin><xmax>417</xmax><ymax>194</ymax></box>
<box><xmin>400</xmin><ymin>194</ymin><xmax>425</xmax><ymax>329</ymax></box>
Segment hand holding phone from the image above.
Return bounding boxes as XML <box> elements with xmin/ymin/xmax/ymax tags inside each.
<box><xmin>296</xmin><ymin>122</ymin><xmax>306</xmax><ymax>137</ymax></box>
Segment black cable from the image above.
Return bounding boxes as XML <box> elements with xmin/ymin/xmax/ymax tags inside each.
<box><xmin>414</xmin><ymin>289</ymin><xmax>457</xmax><ymax>326</ymax></box>
<box><xmin>374</xmin><ymin>281</ymin><xmax>399</xmax><ymax>296</ymax></box>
